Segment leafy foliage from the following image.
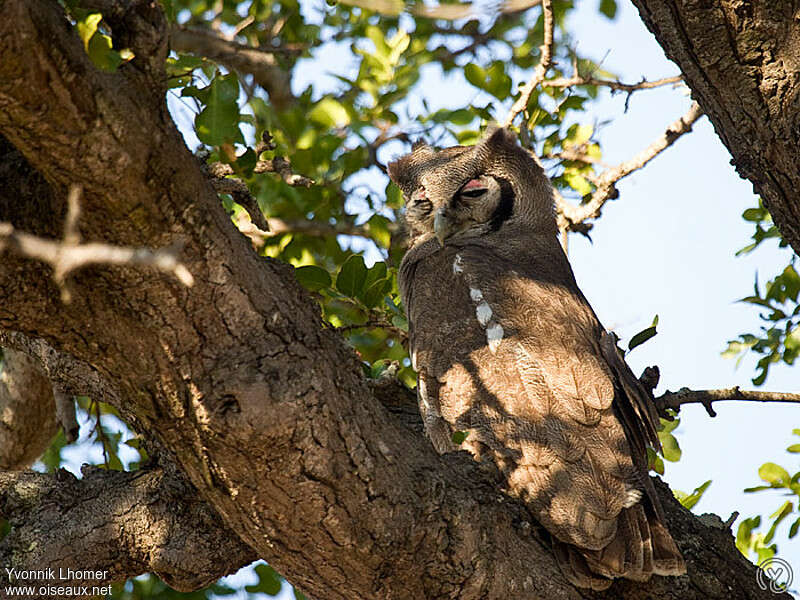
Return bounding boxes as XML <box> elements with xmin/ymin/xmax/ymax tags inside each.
<box><xmin>724</xmin><ymin>201</ymin><xmax>799</xmax><ymax>385</ymax></box>
<box><xmin>109</xmin><ymin>575</ymin><xmax>235</xmax><ymax>599</ymax></box>
<box><xmin>735</xmin><ymin>431</ymin><xmax>800</xmax><ymax>563</ymax></box>
<box><xmin>724</xmin><ymin>202</ymin><xmax>799</xmax><ymax>565</ymax></box>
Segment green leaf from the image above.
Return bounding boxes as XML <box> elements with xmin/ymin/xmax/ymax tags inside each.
<box><xmin>564</xmin><ymin>123</ymin><xmax>594</xmax><ymax>148</ymax></box>
<box><xmin>39</xmin><ymin>429</ymin><xmax>68</xmax><ymax>473</ymax></box>
<box><xmin>194</xmin><ymin>74</ymin><xmax>243</xmax><ymax>146</ymax></box>
<box><xmin>562</xmin><ymin>171</ymin><xmax>592</xmax><ymax>196</ymax></box>
<box><xmin>464</xmin><ymin>64</ymin><xmax>487</xmax><ymax>90</ymax></box>
<box><xmin>391</xmin><ymin>314</ymin><xmax>408</xmax><ymax>332</ymax></box>
<box><xmin>451</xmin><ymin>431</ymin><xmax>468</xmax><ymax>444</ymax></box>
<box><xmin>336</xmin><ymin>255</ymin><xmax>368</xmax><ymax>297</ymax></box>
<box><xmin>674</xmin><ymin>480</ymin><xmax>711</xmax><ymax>510</ymax></box>
<box><xmin>87</xmin><ymin>32</ymin><xmax>126</xmax><ymax>72</ymax></box>
<box><xmin>787</xmin><ymin>444</ymin><xmax>800</xmax><ymax>453</ymax></box>
<box><xmin>362</xmin><ymin>278</ymin><xmax>391</xmax><ymax>309</ymax></box>
<box><xmin>367</xmin><ymin>214</ymin><xmax>392</xmax><ymax>248</ymax></box>
<box><xmin>599</xmin><ymin>0</ymin><xmax>617</xmax><ymax>19</ymax></box>
<box><xmin>647</xmin><ymin>447</ymin><xmax>664</xmax><ymax>475</ymax></box>
<box><xmin>361</xmin><ymin>262</ymin><xmax>391</xmax><ymax>308</ymax></box>
<box><xmin>629</xmin><ymin>320</ymin><xmax>658</xmax><ymax>352</ymax></box>
<box><xmin>765</xmin><ymin>500</ymin><xmax>793</xmax><ymax>543</ymax></box>
<box><xmin>294</xmin><ymin>265</ymin><xmax>331</xmax><ymax>292</ymax></box>
<box><xmin>759</xmin><ymin>462</ymin><xmax>791</xmax><ymax>486</ymax></box>
<box><xmin>236</xmin><ymin>147</ymin><xmax>257</xmax><ymax>177</ymax></box>
<box><xmin>742</xmin><ymin>207</ymin><xmax>768</xmax><ymax>222</ymax></box>
<box><xmin>76</xmin><ymin>13</ymin><xmax>103</xmax><ymax>51</ymax></box>
<box><xmin>245</xmin><ymin>564</ymin><xmax>283</xmax><ymax>596</ymax></box>
<box><xmin>385</xmin><ymin>182</ymin><xmax>403</xmax><ymax>209</ymax></box>
<box><xmin>744</xmin><ymin>485</ymin><xmax>775</xmax><ymax>493</ymax></box>
<box><xmin>309</xmin><ymin>98</ymin><xmax>351</xmax><ymax>128</ymax></box>
<box><xmin>660</xmin><ymin>431</ymin><xmax>682</xmax><ymax>462</ymax></box>
<box><xmin>736</xmin><ymin>515</ymin><xmax>761</xmax><ymax>556</ymax></box>
<box><xmin>789</xmin><ymin>517</ymin><xmax>800</xmax><ymax>539</ymax></box>
<box><xmin>448</xmin><ymin>108</ymin><xmax>475</xmax><ymax>126</ymax></box>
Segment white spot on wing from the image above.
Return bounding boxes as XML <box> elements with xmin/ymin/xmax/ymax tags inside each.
<box><xmin>486</xmin><ymin>323</ymin><xmax>504</xmax><ymax>353</ymax></box>
<box><xmin>411</xmin><ymin>349</ymin><xmax>418</xmax><ymax>371</ymax></box>
<box><xmin>452</xmin><ymin>254</ymin><xmax>464</xmax><ymax>274</ymax></box>
<box><xmin>469</xmin><ymin>287</ymin><xmax>483</xmax><ymax>302</ymax></box>
<box><xmin>475</xmin><ymin>301</ymin><xmax>492</xmax><ymax>326</ymax></box>
<box><xmin>624</xmin><ymin>487</ymin><xmax>642</xmax><ymax>508</ymax></box>
<box><xmin>418</xmin><ymin>377</ymin><xmax>430</xmax><ymax>410</ymax></box>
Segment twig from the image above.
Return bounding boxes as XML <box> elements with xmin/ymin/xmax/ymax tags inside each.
<box><xmin>544</xmin><ymin>148</ymin><xmax>610</xmax><ymax>168</ymax></box>
<box><xmin>63</xmin><ymin>185</ymin><xmax>82</xmax><ymax>245</ymax></box>
<box><xmin>558</xmin><ymin>102</ymin><xmax>703</xmax><ymax>230</ymax></box>
<box><xmin>338</xmin><ymin>318</ymin><xmax>407</xmax><ymax>344</ymax></box>
<box><xmin>545</xmin><ymin>74</ymin><xmax>683</xmax><ymax>94</ymax></box>
<box><xmin>0</xmin><ymin>185</ymin><xmax>194</xmax><ymax>302</ymax></box>
<box><xmin>502</xmin><ymin>0</ymin><xmax>554</xmax><ymax>128</ymax></box>
<box><xmin>169</xmin><ymin>26</ymin><xmax>297</xmax><ymax>111</ymax></box>
<box><xmin>254</xmin><ymin>157</ymin><xmax>314</xmax><ymax>187</ymax></box>
<box><xmin>229</xmin><ymin>15</ymin><xmax>254</xmax><ymax>39</ymax></box>
<box><xmin>53</xmin><ymin>389</ymin><xmax>79</xmax><ymax>443</ymax></box>
<box><xmin>209</xmin><ymin>158</ymin><xmax>313</xmax><ymax>188</ymax></box>
<box><xmin>205</xmin><ymin>161</ymin><xmax>271</xmax><ymax>232</ymax></box>
<box><xmin>654</xmin><ymin>386</ymin><xmax>800</xmax><ymax>418</ymax></box>
<box><xmin>235</xmin><ymin>215</ymin><xmax>378</xmax><ymax>249</ymax></box>
<box><xmin>92</xmin><ymin>399</ymin><xmax>110</xmax><ymax>468</ymax></box>
<box><xmin>500</xmin><ymin>0</ymin><xmax>542</xmax><ymax>14</ymax></box>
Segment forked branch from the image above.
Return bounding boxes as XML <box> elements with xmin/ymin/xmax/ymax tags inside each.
<box><xmin>0</xmin><ymin>186</ymin><xmax>194</xmax><ymax>301</ymax></box>
<box><xmin>558</xmin><ymin>102</ymin><xmax>703</xmax><ymax>231</ymax></box>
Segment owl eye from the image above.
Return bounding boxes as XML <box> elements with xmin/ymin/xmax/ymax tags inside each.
<box><xmin>458</xmin><ymin>178</ymin><xmax>488</xmax><ymax>199</ymax></box>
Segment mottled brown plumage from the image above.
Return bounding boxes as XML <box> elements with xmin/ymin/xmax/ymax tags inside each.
<box><xmin>388</xmin><ymin>127</ymin><xmax>685</xmax><ymax>590</ymax></box>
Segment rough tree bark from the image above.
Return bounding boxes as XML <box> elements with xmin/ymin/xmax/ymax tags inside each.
<box><xmin>631</xmin><ymin>0</ymin><xmax>800</xmax><ymax>256</ymax></box>
<box><xmin>0</xmin><ymin>349</ymin><xmax>57</xmax><ymax>470</ymax></box>
<box><xmin>0</xmin><ymin>1</ymin><xmax>790</xmax><ymax>599</ymax></box>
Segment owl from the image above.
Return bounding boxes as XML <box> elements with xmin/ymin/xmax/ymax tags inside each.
<box><xmin>387</xmin><ymin>127</ymin><xmax>686</xmax><ymax>590</ymax></box>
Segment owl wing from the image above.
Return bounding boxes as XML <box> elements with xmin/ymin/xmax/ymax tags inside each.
<box><xmin>401</xmin><ymin>241</ymin><xmax>650</xmax><ymax>550</ymax></box>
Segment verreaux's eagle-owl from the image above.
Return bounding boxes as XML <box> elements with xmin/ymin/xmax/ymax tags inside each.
<box><xmin>387</xmin><ymin>127</ymin><xmax>686</xmax><ymax>590</ymax></box>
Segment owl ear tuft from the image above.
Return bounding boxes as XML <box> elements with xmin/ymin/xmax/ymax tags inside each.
<box><xmin>388</xmin><ymin>141</ymin><xmax>436</xmax><ymax>190</ymax></box>
<box><xmin>411</xmin><ymin>140</ymin><xmax>431</xmax><ymax>153</ymax></box>
<box><xmin>478</xmin><ymin>125</ymin><xmax>519</xmax><ymax>154</ymax></box>
<box><xmin>386</xmin><ymin>156</ymin><xmax>407</xmax><ymax>187</ymax></box>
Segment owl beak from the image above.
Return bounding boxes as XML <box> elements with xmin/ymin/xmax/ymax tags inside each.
<box><xmin>433</xmin><ymin>208</ymin><xmax>453</xmax><ymax>246</ymax></box>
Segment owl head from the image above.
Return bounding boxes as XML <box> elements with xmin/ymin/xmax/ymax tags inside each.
<box><xmin>387</xmin><ymin>127</ymin><xmax>556</xmax><ymax>248</ymax></box>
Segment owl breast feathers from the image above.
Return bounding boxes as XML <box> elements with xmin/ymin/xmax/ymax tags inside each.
<box><xmin>388</xmin><ymin>127</ymin><xmax>686</xmax><ymax>590</ymax></box>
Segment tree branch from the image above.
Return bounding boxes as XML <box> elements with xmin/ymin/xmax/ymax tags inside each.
<box><xmin>0</xmin><ymin>467</ymin><xmax>257</xmax><ymax>598</ymax></box>
<box><xmin>655</xmin><ymin>387</ymin><xmax>800</xmax><ymax>418</ymax></box>
<box><xmin>502</xmin><ymin>0</ymin><xmax>554</xmax><ymax>128</ymax></box>
<box><xmin>208</xmin><ymin>158</ymin><xmax>313</xmax><ymax>189</ymax></box>
<box><xmin>545</xmin><ymin>74</ymin><xmax>683</xmax><ymax>94</ymax></box>
<box><xmin>558</xmin><ymin>102</ymin><xmax>703</xmax><ymax>230</ymax></box>
<box><xmin>169</xmin><ymin>26</ymin><xmax>295</xmax><ymax>111</ymax></box>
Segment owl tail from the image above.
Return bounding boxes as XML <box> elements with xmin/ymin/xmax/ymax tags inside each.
<box><xmin>552</xmin><ymin>504</ymin><xmax>686</xmax><ymax>589</ymax></box>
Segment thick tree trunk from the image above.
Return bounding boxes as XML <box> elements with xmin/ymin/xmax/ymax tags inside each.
<box><xmin>0</xmin><ymin>1</ymin><xmax>788</xmax><ymax>598</ymax></box>
<box><xmin>631</xmin><ymin>0</ymin><xmax>800</xmax><ymax>256</ymax></box>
